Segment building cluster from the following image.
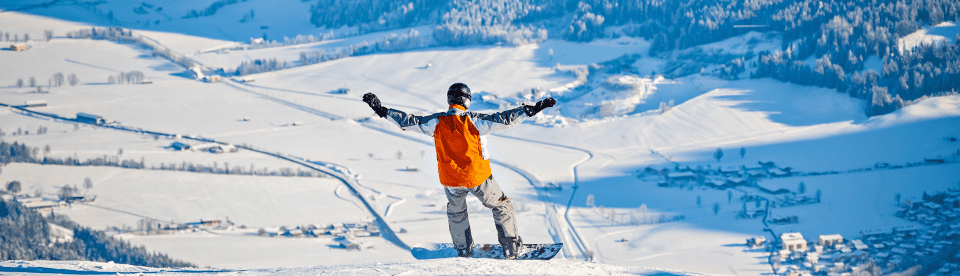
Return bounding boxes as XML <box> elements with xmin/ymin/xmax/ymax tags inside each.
<box><xmin>170</xmin><ymin>141</ymin><xmax>238</xmax><ymax>154</ymax></box>
<box><xmin>642</xmin><ymin>161</ymin><xmax>794</xmax><ymax>190</ymax></box>
<box><xmin>761</xmin><ymin>232</ymin><xmax>884</xmax><ymax>276</ymax></box>
<box><xmin>759</xmin><ymin>187</ymin><xmax>960</xmax><ymax>276</ymax></box>
<box><xmin>263</xmin><ymin>222</ymin><xmax>380</xmax><ymax>239</ymax></box>
<box><xmin>899</xmin><ymin>189</ymin><xmax>960</xmax><ymax>226</ymax></box>
<box><xmin>1</xmin><ymin>194</ymin><xmax>94</xmax><ymax>214</ymax></box>
<box><xmin>129</xmin><ymin>219</ymin><xmax>228</xmax><ymax>235</ymax></box>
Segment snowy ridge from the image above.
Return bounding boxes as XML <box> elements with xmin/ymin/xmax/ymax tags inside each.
<box><xmin>0</xmin><ymin>260</ymin><xmax>709</xmax><ymax>276</ymax></box>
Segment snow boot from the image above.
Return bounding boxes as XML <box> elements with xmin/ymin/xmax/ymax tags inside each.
<box><xmin>502</xmin><ymin>236</ymin><xmax>523</xmax><ymax>259</ymax></box>
<box><xmin>457</xmin><ymin>247</ymin><xmax>473</xmax><ymax>258</ymax></box>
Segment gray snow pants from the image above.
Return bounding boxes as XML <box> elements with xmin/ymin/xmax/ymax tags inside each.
<box><xmin>444</xmin><ymin>175</ymin><xmax>519</xmax><ymax>250</ymax></box>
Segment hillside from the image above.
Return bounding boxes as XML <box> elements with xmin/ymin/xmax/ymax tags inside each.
<box><xmin>0</xmin><ymin>259</ymin><xmax>707</xmax><ymax>276</ymax></box>
<box><xmin>1</xmin><ymin>1</ymin><xmax>959</xmax><ymax>275</ymax></box>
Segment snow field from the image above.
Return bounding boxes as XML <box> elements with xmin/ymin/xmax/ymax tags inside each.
<box><xmin>0</xmin><ymin>259</ymin><xmax>708</xmax><ymax>275</ymax></box>
<box><xmin>2</xmin><ymin>7</ymin><xmax>960</xmax><ymax>275</ymax></box>
<box><xmin>0</xmin><ymin>163</ymin><xmax>365</xmax><ymax>230</ymax></box>
<box><xmin>898</xmin><ymin>22</ymin><xmax>960</xmax><ymax>53</ymax></box>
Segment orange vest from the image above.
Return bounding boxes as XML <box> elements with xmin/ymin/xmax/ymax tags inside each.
<box><xmin>433</xmin><ymin>105</ymin><xmax>491</xmax><ymax>188</ymax></box>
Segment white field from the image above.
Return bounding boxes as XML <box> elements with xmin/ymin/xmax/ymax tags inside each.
<box><xmin>1</xmin><ymin>4</ymin><xmax>960</xmax><ymax>275</ymax></box>
<box><xmin>899</xmin><ymin>21</ymin><xmax>960</xmax><ymax>53</ymax></box>
<box><xmin>0</xmin><ymin>259</ymin><xmax>707</xmax><ymax>276</ymax></box>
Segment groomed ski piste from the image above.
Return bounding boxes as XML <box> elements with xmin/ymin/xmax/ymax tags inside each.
<box><xmin>2</xmin><ymin>0</ymin><xmax>960</xmax><ymax>275</ymax></box>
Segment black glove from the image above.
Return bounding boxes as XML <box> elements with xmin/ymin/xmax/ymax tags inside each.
<box><xmin>524</xmin><ymin>97</ymin><xmax>556</xmax><ymax>117</ymax></box>
<box><xmin>363</xmin><ymin>93</ymin><xmax>388</xmax><ymax>118</ymax></box>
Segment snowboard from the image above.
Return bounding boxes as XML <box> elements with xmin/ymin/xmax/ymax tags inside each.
<box><xmin>411</xmin><ymin>242</ymin><xmax>562</xmax><ymax>260</ymax></box>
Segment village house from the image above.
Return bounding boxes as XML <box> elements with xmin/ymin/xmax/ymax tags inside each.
<box><xmin>718</xmin><ymin>167</ymin><xmax>742</xmax><ymax>177</ymax></box>
<box><xmin>17</xmin><ymin>197</ymin><xmax>68</xmax><ymax>213</ymax></box>
<box><xmin>746</xmin><ymin>236</ymin><xmax>766</xmax><ymax>248</ymax></box>
<box><xmin>10</xmin><ymin>44</ymin><xmax>26</xmax><ymax>51</ymax></box>
<box><xmin>283</xmin><ymin>229</ymin><xmax>303</xmax><ymax>238</ymax></box>
<box><xmin>726</xmin><ymin>177</ymin><xmax>748</xmax><ymax>187</ymax></box>
<box><xmin>47</xmin><ymin>223</ymin><xmax>74</xmax><ymax>244</ymax></box>
<box><xmin>76</xmin><ymin>112</ymin><xmax>105</xmax><ymax>124</ymax></box>
<box><xmin>819</xmin><ymin>234</ymin><xmax>843</xmax><ymax>248</ymax></box>
<box><xmin>666</xmin><ymin>171</ymin><xmax>696</xmax><ymax>182</ymax></box>
<box><xmin>191</xmin><ymin>143</ymin><xmax>238</xmax><ymax>153</ymax></box>
<box><xmin>185</xmin><ymin>219</ymin><xmax>221</xmax><ymax>228</ymax></box>
<box><xmin>768</xmin><ymin>168</ymin><xmax>791</xmax><ymax>177</ymax></box>
<box><xmin>171</xmin><ymin>141</ymin><xmax>191</xmax><ymax>151</ymax></box>
<box><xmin>20</xmin><ymin>100</ymin><xmax>47</xmax><ymax>108</ymax></box>
<box><xmin>781</xmin><ymin>232</ymin><xmax>807</xmax><ymax>252</ymax></box>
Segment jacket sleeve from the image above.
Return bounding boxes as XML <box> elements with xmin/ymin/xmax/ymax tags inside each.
<box><xmin>469</xmin><ymin>106</ymin><xmax>530</xmax><ymax>136</ymax></box>
<box><xmin>384</xmin><ymin>108</ymin><xmax>439</xmax><ymax>137</ymax></box>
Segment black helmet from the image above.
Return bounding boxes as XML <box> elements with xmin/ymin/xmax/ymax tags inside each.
<box><xmin>447</xmin><ymin>83</ymin><xmax>471</xmax><ymax>108</ymax></box>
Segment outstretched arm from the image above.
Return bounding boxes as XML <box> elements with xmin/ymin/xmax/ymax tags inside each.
<box><xmin>472</xmin><ymin>97</ymin><xmax>556</xmax><ymax>136</ymax></box>
<box><xmin>363</xmin><ymin>93</ymin><xmax>438</xmax><ymax>136</ymax></box>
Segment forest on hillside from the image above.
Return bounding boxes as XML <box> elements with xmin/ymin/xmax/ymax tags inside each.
<box><xmin>307</xmin><ymin>0</ymin><xmax>959</xmax><ymax>116</ymax></box>
<box><xmin>0</xmin><ymin>199</ymin><xmax>193</xmax><ymax>267</ymax></box>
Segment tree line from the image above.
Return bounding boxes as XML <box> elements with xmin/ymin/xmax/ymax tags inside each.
<box><xmin>15</xmin><ymin>73</ymin><xmax>80</xmax><ymax>90</ymax></box>
<box><xmin>66</xmin><ymin>27</ymin><xmax>196</xmax><ymax>69</ymax></box>
<box><xmin>304</xmin><ymin>0</ymin><xmax>959</xmax><ymax>116</ymax></box>
<box><xmin>0</xmin><ymin>140</ymin><xmax>328</xmax><ymax>178</ymax></box>
<box><xmin>0</xmin><ymin>199</ymin><xmax>194</xmax><ymax>267</ymax></box>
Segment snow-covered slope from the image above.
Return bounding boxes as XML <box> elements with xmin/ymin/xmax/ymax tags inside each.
<box><xmin>2</xmin><ymin>4</ymin><xmax>960</xmax><ymax>276</ymax></box>
<box><xmin>0</xmin><ymin>259</ymin><xmax>708</xmax><ymax>276</ymax></box>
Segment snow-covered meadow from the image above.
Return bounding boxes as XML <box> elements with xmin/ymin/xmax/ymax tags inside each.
<box><xmin>2</xmin><ymin>1</ymin><xmax>960</xmax><ymax>275</ymax></box>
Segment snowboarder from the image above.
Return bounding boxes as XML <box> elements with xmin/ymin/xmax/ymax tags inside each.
<box><xmin>362</xmin><ymin>83</ymin><xmax>555</xmax><ymax>259</ymax></box>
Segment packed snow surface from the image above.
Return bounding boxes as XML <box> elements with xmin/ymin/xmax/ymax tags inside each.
<box><xmin>0</xmin><ymin>260</ymin><xmax>707</xmax><ymax>276</ymax></box>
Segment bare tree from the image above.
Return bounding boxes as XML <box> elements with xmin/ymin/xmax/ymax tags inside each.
<box><xmin>59</xmin><ymin>185</ymin><xmax>74</xmax><ymax>201</ymax></box>
<box><xmin>697</xmin><ymin>195</ymin><xmax>701</xmax><ymax>207</ymax></box>
<box><xmin>396</xmin><ymin>151</ymin><xmax>402</xmax><ymax>160</ymax></box>
<box><xmin>44</xmin><ymin>144</ymin><xmax>51</xmax><ymax>155</ymax></box>
<box><xmin>16</xmin><ymin>78</ymin><xmax>23</xmax><ymax>88</ymax></box>
<box><xmin>52</xmin><ymin>72</ymin><xmax>65</xmax><ymax>87</ymax></box>
<box><xmin>68</xmin><ymin>74</ymin><xmax>79</xmax><ymax>86</ymax></box>
<box><xmin>6</xmin><ymin>181</ymin><xmax>21</xmax><ymax>195</ymax></box>
<box><xmin>29</xmin><ymin>76</ymin><xmax>36</xmax><ymax>87</ymax></box>
<box><xmin>714</xmin><ymin>148</ymin><xmax>724</xmax><ymax>162</ymax></box>
<box><xmin>713</xmin><ymin>203</ymin><xmax>720</xmax><ymax>215</ymax></box>
<box><xmin>740</xmin><ymin>147</ymin><xmax>746</xmax><ymax>158</ymax></box>
<box><xmin>23</xmin><ymin>33</ymin><xmax>29</xmax><ymax>42</ymax></box>
<box><xmin>586</xmin><ymin>194</ymin><xmax>595</xmax><ymax>207</ymax></box>
<box><xmin>44</xmin><ymin>30</ymin><xmax>53</xmax><ymax>41</ymax></box>
<box><xmin>84</xmin><ymin>177</ymin><xmax>93</xmax><ymax>194</ymax></box>
<box><xmin>108</xmin><ymin>75</ymin><xmax>116</xmax><ymax>84</ymax></box>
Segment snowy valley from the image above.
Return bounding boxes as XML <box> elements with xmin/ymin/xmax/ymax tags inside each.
<box><xmin>1</xmin><ymin>0</ymin><xmax>960</xmax><ymax>275</ymax></box>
